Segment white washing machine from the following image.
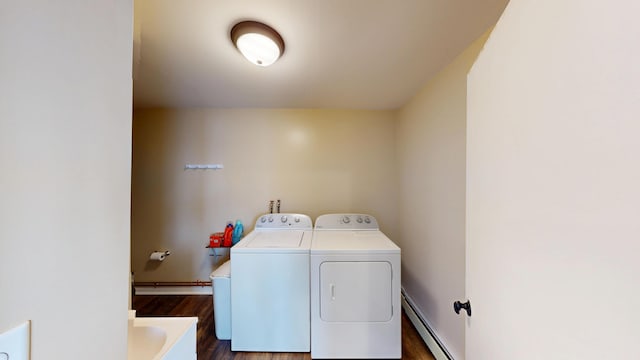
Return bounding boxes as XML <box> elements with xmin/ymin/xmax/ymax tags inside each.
<box><xmin>311</xmin><ymin>214</ymin><xmax>401</xmax><ymax>359</ymax></box>
<box><xmin>231</xmin><ymin>213</ymin><xmax>312</xmax><ymax>352</ymax></box>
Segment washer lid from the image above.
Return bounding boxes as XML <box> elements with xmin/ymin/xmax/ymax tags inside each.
<box><xmin>232</xmin><ymin>230</ymin><xmax>312</xmax><ymax>253</ymax></box>
<box><xmin>245</xmin><ymin>231</ymin><xmax>305</xmax><ymax>248</ymax></box>
<box><xmin>311</xmin><ymin>230</ymin><xmax>400</xmax><ymax>253</ymax></box>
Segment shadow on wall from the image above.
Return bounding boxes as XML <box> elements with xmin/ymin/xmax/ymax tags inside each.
<box><xmin>402</xmin><ymin>262</ymin><xmax>440</xmax><ymax>321</ymax></box>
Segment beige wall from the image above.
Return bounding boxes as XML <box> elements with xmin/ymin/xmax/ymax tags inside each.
<box><xmin>132</xmin><ymin>108</ymin><xmax>398</xmax><ymax>282</ymax></box>
<box><xmin>395</xmin><ymin>30</ymin><xmax>491</xmax><ymax>359</ymax></box>
<box><xmin>466</xmin><ymin>0</ymin><xmax>640</xmax><ymax>358</ymax></box>
<box><xmin>0</xmin><ymin>1</ymin><xmax>132</xmax><ymax>359</ymax></box>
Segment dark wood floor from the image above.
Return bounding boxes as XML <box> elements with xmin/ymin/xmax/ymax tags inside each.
<box><xmin>132</xmin><ymin>295</ymin><xmax>435</xmax><ymax>360</ymax></box>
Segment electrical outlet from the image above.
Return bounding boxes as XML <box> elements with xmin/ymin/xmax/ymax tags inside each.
<box><xmin>0</xmin><ymin>321</ymin><xmax>30</xmax><ymax>360</ymax></box>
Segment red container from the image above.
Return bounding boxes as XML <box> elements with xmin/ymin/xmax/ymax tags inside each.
<box><xmin>209</xmin><ymin>232</ymin><xmax>224</xmax><ymax>248</ymax></box>
<box><xmin>223</xmin><ymin>224</ymin><xmax>233</xmax><ymax>247</ymax></box>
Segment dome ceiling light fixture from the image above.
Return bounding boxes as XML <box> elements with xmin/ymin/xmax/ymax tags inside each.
<box><xmin>230</xmin><ymin>20</ymin><xmax>285</xmax><ymax>67</ymax></box>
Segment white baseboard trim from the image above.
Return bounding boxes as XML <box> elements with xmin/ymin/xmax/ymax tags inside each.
<box><xmin>134</xmin><ymin>286</ymin><xmax>212</xmax><ymax>296</ymax></box>
<box><xmin>401</xmin><ymin>289</ymin><xmax>453</xmax><ymax>360</ymax></box>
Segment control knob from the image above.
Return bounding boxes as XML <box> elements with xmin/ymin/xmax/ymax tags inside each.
<box><xmin>281</xmin><ymin>215</ymin><xmax>288</xmax><ymax>223</ymax></box>
<box><xmin>342</xmin><ymin>216</ymin><xmax>350</xmax><ymax>224</ymax></box>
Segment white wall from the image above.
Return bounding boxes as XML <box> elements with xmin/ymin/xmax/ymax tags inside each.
<box><xmin>396</xmin><ymin>30</ymin><xmax>490</xmax><ymax>359</ymax></box>
<box><xmin>132</xmin><ymin>108</ymin><xmax>398</xmax><ymax>282</ymax></box>
<box><xmin>467</xmin><ymin>0</ymin><xmax>640</xmax><ymax>358</ymax></box>
<box><xmin>0</xmin><ymin>1</ymin><xmax>132</xmax><ymax>359</ymax></box>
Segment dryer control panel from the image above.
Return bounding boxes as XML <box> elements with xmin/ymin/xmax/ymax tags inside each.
<box><xmin>314</xmin><ymin>214</ymin><xmax>379</xmax><ymax>230</ymax></box>
<box><xmin>255</xmin><ymin>213</ymin><xmax>313</xmax><ymax>230</ymax></box>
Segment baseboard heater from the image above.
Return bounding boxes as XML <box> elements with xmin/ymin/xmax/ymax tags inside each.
<box><xmin>134</xmin><ymin>281</ymin><xmax>212</xmax><ymax>295</ymax></box>
<box><xmin>401</xmin><ymin>289</ymin><xmax>454</xmax><ymax>360</ymax></box>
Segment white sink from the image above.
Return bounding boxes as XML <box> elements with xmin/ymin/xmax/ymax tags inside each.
<box><xmin>128</xmin><ymin>311</ymin><xmax>197</xmax><ymax>360</ymax></box>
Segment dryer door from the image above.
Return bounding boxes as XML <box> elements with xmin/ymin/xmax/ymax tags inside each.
<box><xmin>320</xmin><ymin>261</ymin><xmax>393</xmax><ymax>322</ymax></box>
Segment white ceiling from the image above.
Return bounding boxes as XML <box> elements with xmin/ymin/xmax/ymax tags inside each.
<box><xmin>133</xmin><ymin>0</ymin><xmax>508</xmax><ymax>110</ymax></box>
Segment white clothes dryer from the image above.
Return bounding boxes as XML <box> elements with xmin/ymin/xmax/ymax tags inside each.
<box><xmin>231</xmin><ymin>213</ymin><xmax>312</xmax><ymax>352</ymax></box>
<box><xmin>311</xmin><ymin>214</ymin><xmax>401</xmax><ymax>359</ymax></box>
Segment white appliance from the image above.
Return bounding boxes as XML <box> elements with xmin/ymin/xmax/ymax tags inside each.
<box><xmin>230</xmin><ymin>213</ymin><xmax>312</xmax><ymax>352</ymax></box>
<box><xmin>209</xmin><ymin>260</ymin><xmax>231</xmax><ymax>340</ymax></box>
<box><xmin>311</xmin><ymin>214</ymin><xmax>401</xmax><ymax>359</ymax></box>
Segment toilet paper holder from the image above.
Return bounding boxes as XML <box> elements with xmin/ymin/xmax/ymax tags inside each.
<box><xmin>149</xmin><ymin>250</ymin><xmax>171</xmax><ymax>261</ymax></box>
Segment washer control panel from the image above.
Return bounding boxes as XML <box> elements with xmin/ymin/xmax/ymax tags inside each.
<box><xmin>255</xmin><ymin>213</ymin><xmax>313</xmax><ymax>230</ymax></box>
<box><xmin>314</xmin><ymin>213</ymin><xmax>379</xmax><ymax>230</ymax></box>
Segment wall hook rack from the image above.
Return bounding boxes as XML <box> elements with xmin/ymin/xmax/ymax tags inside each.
<box><xmin>184</xmin><ymin>164</ymin><xmax>224</xmax><ymax>170</ymax></box>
